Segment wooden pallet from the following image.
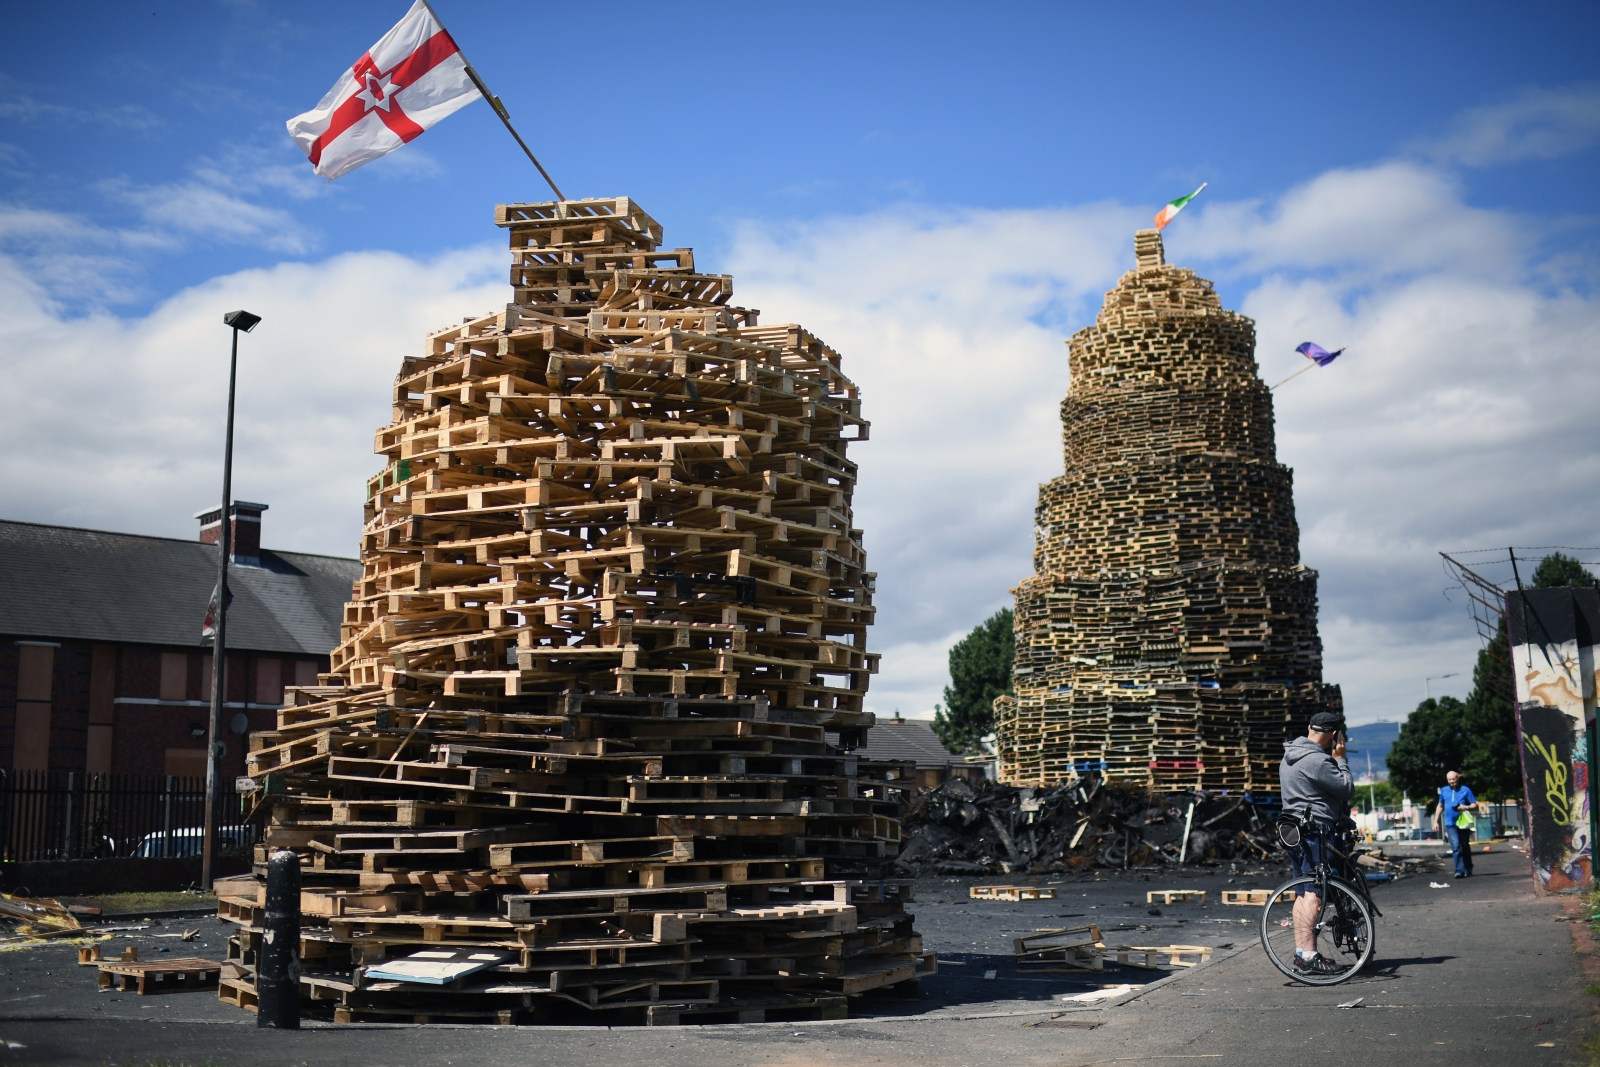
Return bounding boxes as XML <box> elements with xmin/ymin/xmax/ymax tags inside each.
<box><xmin>1146</xmin><ymin>890</ymin><xmax>1206</xmax><ymax>905</ymax></box>
<box><xmin>211</xmin><ymin>195</ymin><xmax>920</xmax><ymax>1030</ymax></box>
<box><xmin>969</xmin><ymin>885</ymin><xmax>1057</xmax><ymax>901</ymax></box>
<box><xmin>1110</xmin><ymin>944</ymin><xmax>1213</xmax><ymax>969</ymax></box>
<box><xmin>219</xmin><ymin>977</ymin><xmax>258</xmax><ymax>1011</ymax></box>
<box><xmin>1221</xmin><ymin>889</ymin><xmax>1293</xmax><ymax>906</ymax></box>
<box><xmin>1015</xmin><ymin>926</ymin><xmax>1106</xmax><ymax>971</ymax></box>
<box><xmin>98</xmin><ymin>958</ymin><xmax>221</xmax><ymax>995</ymax></box>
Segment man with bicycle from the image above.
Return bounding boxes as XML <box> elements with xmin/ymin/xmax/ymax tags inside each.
<box><xmin>1279</xmin><ymin>710</ymin><xmax>1356</xmax><ymax>977</ymax></box>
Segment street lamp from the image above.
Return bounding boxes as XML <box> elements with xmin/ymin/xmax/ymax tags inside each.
<box><xmin>1424</xmin><ymin>673</ymin><xmax>1459</xmax><ymax>701</ymax></box>
<box><xmin>202</xmin><ymin>309</ymin><xmax>261</xmax><ymax>891</ymax></box>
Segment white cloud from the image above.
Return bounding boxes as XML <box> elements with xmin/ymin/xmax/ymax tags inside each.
<box><xmin>100</xmin><ymin>177</ymin><xmax>314</xmax><ymax>254</ymax></box>
<box><xmin>1176</xmin><ymin>162</ymin><xmax>1525</xmax><ymax>278</ymax></box>
<box><xmin>728</xmin><ymin>203</ymin><xmax>1139</xmax><ymax>714</ymax></box>
<box><xmin>0</xmin><ymin>244</ymin><xmax>506</xmax><ymax>558</ymax></box>
<box><xmin>1416</xmin><ymin>82</ymin><xmax>1600</xmax><ymax>167</ymax></box>
<box><xmin>3</xmin><ymin>154</ymin><xmax>1594</xmax><ymax>731</ymax></box>
<box><xmin>0</xmin><ymin>172</ymin><xmax>318</xmax><ymax>309</ymax></box>
<box><xmin>0</xmin><ymin>89</ymin><xmax>163</xmax><ymax>132</ymax></box>
<box><xmin>726</xmin><ymin>167</ymin><xmax>1600</xmax><ymax>725</ymax></box>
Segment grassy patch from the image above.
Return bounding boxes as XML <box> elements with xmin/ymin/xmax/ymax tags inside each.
<box><xmin>1588</xmin><ymin>983</ymin><xmax>1600</xmax><ymax>996</ymax></box>
<box><xmin>1581</xmin><ymin>1027</ymin><xmax>1600</xmax><ymax>1067</ymax></box>
<box><xmin>60</xmin><ymin>890</ymin><xmax>215</xmax><ymax>914</ymax></box>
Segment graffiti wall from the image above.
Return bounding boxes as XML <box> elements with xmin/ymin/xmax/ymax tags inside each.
<box><xmin>1508</xmin><ymin>588</ymin><xmax>1600</xmax><ymax>894</ymax></box>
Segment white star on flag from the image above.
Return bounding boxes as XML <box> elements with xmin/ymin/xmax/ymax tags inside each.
<box><xmin>356</xmin><ymin>71</ymin><xmax>400</xmax><ymax>113</ymax></box>
<box><xmin>286</xmin><ymin>1</ymin><xmax>482</xmax><ymax>180</ymax></box>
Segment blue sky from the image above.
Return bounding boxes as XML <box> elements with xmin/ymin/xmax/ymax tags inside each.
<box><xmin>3</xmin><ymin>2</ymin><xmax>1597</xmax><ymax>311</ymax></box>
<box><xmin>3</xmin><ymin>1</ymin><xmax>1599</xmax><ymax>725</ymax></box>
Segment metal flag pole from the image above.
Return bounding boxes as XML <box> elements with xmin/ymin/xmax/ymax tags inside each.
<box><xmin>462</xmin><ymin>65</ymin><xmax>565</xmax><ymax>201</ymax></box>
<box><xmin>202</xmin><ymin>309</ymin><xmax>261</xmax><ymax>891</ymax></box>
<box><xmin>422</xmin><ymin>0</ymin><xmax>566</xmax><ymax>201</ymax></box>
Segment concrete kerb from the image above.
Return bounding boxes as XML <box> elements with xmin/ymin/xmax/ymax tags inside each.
<box><xmin>1046</xmin><ymin>940</ymin><xmax>1256</xmax><ymax>1016</ymax></box>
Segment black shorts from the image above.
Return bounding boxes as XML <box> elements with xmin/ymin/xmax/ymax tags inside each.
<box><xmin>1290</xmin><ymin>831</ymin><xmax>1329</xmax><ymax>878</ymax></box>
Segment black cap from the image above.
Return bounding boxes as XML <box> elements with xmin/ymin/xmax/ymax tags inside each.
<box><xmin>1309</xmin><ymin>711</ymin><xmax>1344</xmax><ymax>731</ymax></box>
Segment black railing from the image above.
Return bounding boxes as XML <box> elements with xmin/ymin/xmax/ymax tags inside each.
<box><xmin>0</xmin><ymin>771</ymin><xmax>257</xmax><ymax>863</ymax></box>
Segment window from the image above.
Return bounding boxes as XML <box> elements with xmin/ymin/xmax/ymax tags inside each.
<box><xmin>254</xmin><ymin>657</ymin><xmax>281</xmax><ymax>706</ymax></box>
<box><xmin>159</xmin><ymin>652</ymin><xmax>188</xmax><ymax>701</ymax></box>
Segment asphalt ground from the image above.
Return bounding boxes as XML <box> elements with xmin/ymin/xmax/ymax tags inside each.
<box><xmin>0</xmin><ymin>846</ymin><xmax>1589</xmax><ymax>1066</ymax></box>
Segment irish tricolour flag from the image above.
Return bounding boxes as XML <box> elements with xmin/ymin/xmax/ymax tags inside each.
<box><xmin>1153</xmin><ymin>183</ymin><xmax>1207</xmax><ymax>232</ymax></box>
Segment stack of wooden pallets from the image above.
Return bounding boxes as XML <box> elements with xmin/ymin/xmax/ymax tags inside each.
<box><xmin>217</xmin><ymin>196</ymin><xmax>930</xmax><ymax>1026</ymax></box>
<box><xmin>997</xmin><ymin>228</ymin><xmax>1340</xmax><ymax>792</ymax></box>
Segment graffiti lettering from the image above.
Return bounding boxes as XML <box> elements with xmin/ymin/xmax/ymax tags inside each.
<box><xmin>1525</xmin><ymin>732</ymin><xmax>1574</xmax><ymax>827</ymax></box>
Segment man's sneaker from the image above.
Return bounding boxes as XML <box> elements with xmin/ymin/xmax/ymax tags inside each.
<box><xmin>1293</xmin><ymin>953</ymin><xmax>1348</xmax><ymax>976</ymax></box>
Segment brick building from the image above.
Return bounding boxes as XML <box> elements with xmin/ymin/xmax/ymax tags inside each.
<box><xmin>0</xmin><ymin>504</ymin><xmax>359</xmax><ymax>780</ymax></box>
<box><xmin>854</xmin><ymin>715</ymin><xmax>988</xmax><ymax>789</ymax></box>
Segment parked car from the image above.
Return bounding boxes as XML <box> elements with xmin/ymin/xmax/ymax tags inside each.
<box><xmin>133</xmin><ymin>827</ymin><xmax>252</xmax><ymax>858</ymax></box>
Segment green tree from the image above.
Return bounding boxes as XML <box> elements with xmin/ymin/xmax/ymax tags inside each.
<box><xmin>932</xmin><ymin>607</ymin><xmax>1014</xmax><ymax>754</ymax></box>
<box><xmin>1387</xmin><ymin>696</ymin><xmax>1469</xmax><ymax>813</ymax></box>
<box><xmin>1530</xmin><ymin>551</ymin><xmax>1600</xmax><ymax>591</ymax></box>
<box><xmin>1391</xmin><ymin>552</ymin><xmax>1593</xmax><ymax>808</ymax></box>
<box><xmin>1352</xmin><ymin>780</ymin><xmax>1402</xmax><ymax>811</ymax></box>
<box><xmin>1458</xmin><ymin>620</ymin><xmax>1521</xmax><ymax>801</ymax></box>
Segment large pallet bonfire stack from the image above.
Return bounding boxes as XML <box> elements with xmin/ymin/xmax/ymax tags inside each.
<box><xmin>216</xmin><ymin>196</ymin><xmax>931</xmax><ymax>1026</ymax></box>
<box><xmin>995</xmin><ymin>229</ymin><xmax>1340</xmax><ymax>794</ymax></box>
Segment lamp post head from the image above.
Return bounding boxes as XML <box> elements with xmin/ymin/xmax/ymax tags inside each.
<box><xmin>223</xmin><ymin>310</ymin><xmax>262</xmax><ymax>333</ymax></box>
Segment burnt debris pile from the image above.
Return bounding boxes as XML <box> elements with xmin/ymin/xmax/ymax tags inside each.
<box><xmin>895</xmin><ymin>775</ymin><xmax>1282</xmax><ymax>875</ymax></box>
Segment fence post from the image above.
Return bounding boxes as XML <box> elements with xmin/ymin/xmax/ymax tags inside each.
<box><xmin>258</xmin><ymin>849</ymin><xmax>301</xmax><ymax>1029</ymax></box>
<box><xmin>162</xmin><ymin>777</ymin><xmax>175</xmax><ymax>859</ymax></box>
<box><xmin>63</xmin><ymin>772</ymin><xmax>81</xmax><ymax>860</ymax></box>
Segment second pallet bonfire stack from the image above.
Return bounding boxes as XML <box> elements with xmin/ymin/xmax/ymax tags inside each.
<box><xmin>997</xmin><ymin>228</ymin><xmax>1342</xmax><ymax>794</ymax></box>
<box><xmin>218</xmin><ymin>196</ymin><xmax>931</xmax><ymax>1026</ymax></box>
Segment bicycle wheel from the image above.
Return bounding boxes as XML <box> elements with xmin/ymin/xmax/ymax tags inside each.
<box><xmin>1259</xmin><ymin>876</ymin><xmax>1375</xmax><ymax>985</ymax></box>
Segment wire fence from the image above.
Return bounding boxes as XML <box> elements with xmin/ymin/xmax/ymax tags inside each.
<box><xmin>0</xmin><ymin>770</ymin><xmax>257</xmax><ymax>863</ymax></box>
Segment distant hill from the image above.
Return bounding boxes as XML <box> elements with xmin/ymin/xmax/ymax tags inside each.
<box><xmin>1345</xmin><ymin>722</ymin><xmax>1401</xmax><ymax>779</ymax></box>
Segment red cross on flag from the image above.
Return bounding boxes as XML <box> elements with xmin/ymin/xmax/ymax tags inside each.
<box><xmin>286</xmin><ymin>1</ymin><xmax>481</xmax><ymax>180</ymax></box>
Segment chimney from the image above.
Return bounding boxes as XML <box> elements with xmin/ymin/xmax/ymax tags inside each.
<box><xmin>196</xmin><ymin>501</ymin><xmax>268</xmax><ymax>566</ymax></box>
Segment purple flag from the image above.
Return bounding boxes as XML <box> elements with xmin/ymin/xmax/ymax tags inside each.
<box><xmin>1296</xmin><ymin>341</ymin><xmax>1345</xmax><ymax>366</ymax></box>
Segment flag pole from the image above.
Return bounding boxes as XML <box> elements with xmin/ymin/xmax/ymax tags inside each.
<box><xmin>1269</xmin><ymin>363</ymin><xmax>1316</xmax><ymax>390</ymax></box>
<box><xmin>422</xmin><ymin>1</ymin><xmax>565</xmax><ymax>201</ymax></box>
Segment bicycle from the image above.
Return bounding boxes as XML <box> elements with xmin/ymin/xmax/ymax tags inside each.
<box><xmin>1258</xmin><ymin>812</ymin><xmax>1382</xmax><ymax>985</ymax></box>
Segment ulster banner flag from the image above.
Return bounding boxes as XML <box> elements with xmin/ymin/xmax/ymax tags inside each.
<box><xmin>286</xmin><ymin>1</ymin><xmax>481</xmax><ymax>180</ymax></box>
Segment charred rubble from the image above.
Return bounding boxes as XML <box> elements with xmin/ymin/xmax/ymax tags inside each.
<box><xmin>894</xmin><ymin>774</ymin><xmax>1283</xmax><ymax>875</ymax></box>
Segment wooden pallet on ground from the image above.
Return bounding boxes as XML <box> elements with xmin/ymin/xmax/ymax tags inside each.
<box><xmin>1014</xmin><ymin>926</ymin><xmax>1106</xmax><ymax>972</ymax></box>
<box><xmin>98</xmin><ymin>958</ymin><xmax>221</xmax><ymax>995</ymax></box>
<box><xmin>1146</xmin><ymin>890</ymin><xmax>1206</xmax><ymax>905</ymax></box>
<box><xmin>1221</xmin><ymin>889</ymin><xmax>1291</xmax><ymax>905</ymax></box>
<box><xmin>969</xmin><ymin>885</ymin><xmax>1057</xmax><ymax>901</ymax></box>
<box><xmin>1109</xmin><ymin>944</ymin><xmax>1213</xmax><ymax>969</ymax></box>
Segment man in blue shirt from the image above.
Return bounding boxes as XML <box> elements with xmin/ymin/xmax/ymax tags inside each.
<box><xmin>1435</xmin><ymin>771</ymin><xmax>1477</xmax><ymax>878</ymax></box>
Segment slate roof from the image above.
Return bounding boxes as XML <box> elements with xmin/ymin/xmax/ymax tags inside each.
<box><xmin>0</xmin><ymin>519</ymin><xmax>359</xmax><ymax>657</ymax></box>
<box><xmin>856</xmin><ymin>719</ymin><xmax>964</xmax><ymax>766</ymax></box>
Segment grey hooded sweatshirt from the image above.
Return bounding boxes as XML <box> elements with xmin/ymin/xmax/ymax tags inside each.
<box><xmin>1279</xmin><ymin>736</ymin><xmax>1355</xmax><ymax>825</ymax></box>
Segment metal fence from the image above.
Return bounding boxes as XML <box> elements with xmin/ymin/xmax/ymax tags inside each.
<box><xmin>0</xmin><ymin>770</ymin><xmax>257</xmax><ymax>863</ymax></box>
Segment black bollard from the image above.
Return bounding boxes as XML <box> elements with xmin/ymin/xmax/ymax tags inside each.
<box><xmin>257</xmin><ymin>849</ymin><xmax>301</xmax><ymax>1029</ymax></box>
